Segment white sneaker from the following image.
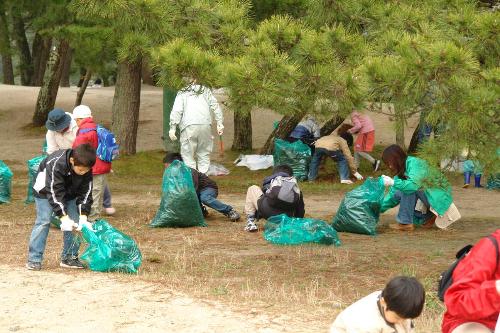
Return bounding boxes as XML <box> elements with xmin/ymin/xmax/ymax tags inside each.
<box><xmin>244</xmin><ymin>219</ymin><xmax>258</xmax><ymax>232</ymax></box>
<box><xmin>340</xmin><ymin>179</ymin><xmax>353</xmax><ymax>184</ymax></box>
<box><xmin>104</xmin><ymin>207</ymin><xmax>116</xmax><ymax>216</ymax></box>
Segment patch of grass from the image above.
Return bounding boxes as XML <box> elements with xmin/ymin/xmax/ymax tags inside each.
<box><xmin>20</xmin><ymin>123</ymin><xmax>47</xmax><ymax>137</ymax></box>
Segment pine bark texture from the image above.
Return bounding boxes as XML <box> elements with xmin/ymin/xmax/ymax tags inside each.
<box><xmin>141</xmin><ymin>59</ymin><xmax>155</xmax><ymax>85</ymax></box>
<box><xmin>111</xmin><ymin>58</ymin><xmax>142</xmax><ymax>155</ymax></box>
<box><xmin>10</xmin><ymin>11</ymin><xmax>32</xmax><ymax>86</ymax></box>
<box><xmin>260</xmin><ymin>113</ymin><xmax>304</xmax><ymax>154</ymax></box>
<box><xmin>320</xmin><ymin>115</ymin><xmax>344</xmax><ymax>136</ymax></box>
<box><xmin>59</xmin><ymin>48</ymin><xmax>73</xmax><ymax>87</ymax></box>
<box><xmin>232</xmin><ymin>111</ymin><xmax>252</xmax><ymax>151</ymax></box>
<box><xmin>32</xmin><ymin>40</ymin><xmax>69</xmax><ymax>126</ymax></box>
<box><xmin>31</xmin><ymin>34</ymin><xmax>52</xmax><ymax>86</ymax></box>
<box><xmin>407</xmin><ymin>124</ymin><xmax>421</xmax><ymax>154</ymax></box>
<box><xmin>0</xmin><ymin>7</ymin><xmax>14</xmax><ymax>84</ymax></box>
<box><xmin>75</xmin><ymin>69</ymin><xmax>91</xmax><ymax>106</ymax></box>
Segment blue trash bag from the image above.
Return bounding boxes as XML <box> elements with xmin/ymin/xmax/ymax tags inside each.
<box><xmin>80</xmin><ymin>220</ymin><xmax>142</xmax><ymax>273</ymax></box>
<box><xmin>264</xmin><ymin>214</ymin><xmax>341</xmax><ymax>246</ymax></box>
<box><xmin>0</xmin><ymin>160</ymin><xmax>13</xmax><ymax>204</ymax></box>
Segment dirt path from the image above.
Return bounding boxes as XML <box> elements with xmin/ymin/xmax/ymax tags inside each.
<box><xmin>0</xmin><ymin>264</ymin><xmax>303</xmax><ymax>333</ymax></box>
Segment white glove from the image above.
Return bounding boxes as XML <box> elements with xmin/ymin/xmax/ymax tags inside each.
<box><xmin>381</xmin><ymin>175</ymin><xmax>394</xmax><ymax>187</ymax></box>
<box><xmin>354</xmin><ymin>172</ymin><xmax>364</xmax><ymax>180</ymax></box>
<box><xmin>76</xmin><ymin>215</ymin><xmax>94</xmax><ymax>232</ymax></box>
<box><xmin>60</xmin><ymin>215</ymin><xmax>77</xmax><ymax>232</ymax></box>
<box><xmin>217</xmin><ymin>123</ymin><xmax>224</xmax><ymax>136</ymax></box>
<box><xmin>169</xmin><ymin>127</ymin><xmax>177</xmax><ymax>141</ymax></box>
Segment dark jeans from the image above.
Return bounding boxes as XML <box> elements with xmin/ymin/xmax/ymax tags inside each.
<box><xmin>308</xmin><ymin>148</ymin><xmax>349</xmax><ymax>181</ymax></box>
<box><xmin>199</xmin><ymin>187</ymin><xmax>232</xmax><ymax>214</ymax></box>
<box><xmin>392</xmin><ymin>190</ymin><xmax>435</xmax><ymax>225</ymax></box>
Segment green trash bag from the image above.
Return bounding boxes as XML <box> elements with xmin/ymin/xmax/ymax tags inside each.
<box><xmin>0</xmin><ymin>160</ymin><xmax>13</xmax><ymax>204</ymax></box>
<box><xmin>150</xmin><ymin>160</ymin><xmax>206</xmax><ymax>228</ymax></box>
<box><xmin>80</xmin><ymin>219</ymin><xmax>142</xmax><ymax>273</ymax></box>
<box><xmin>273</xmin><ymin>139</ymin><xmax>311</xmax><ymax>181</ymax></box>
<box><xmin>486</xmin><ymin>174</ymin><xmax>500</xmax><ymax>190</ymax></box>
<box><xmin>264</xmin><ymin>214</ymin><xmax>341</xmax><ymax>246</ymax></box>
<box><xmin>25</xmin><ymin>155</ymin><xmax>45</xmax><ymax>204</ymax></box>
<box><xmin>331</xmin><ymin>177</ymin><xmax>385</xmax><ymax>235</ymax></box>
<box><xmin>50</xmin><ymin>214</ymin><xmax>61</xmax><ymax>228</ymax></box>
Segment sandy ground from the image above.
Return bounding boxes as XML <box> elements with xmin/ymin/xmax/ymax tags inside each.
<box><xmin>0</xmin><ymin>84</ymin><xmax>498</xmax><ymax>333</ymax></box>
<box><xmin>0</xmin><ymin>265</ymin><xmax>300</xmax><ymax>333</ymax></box>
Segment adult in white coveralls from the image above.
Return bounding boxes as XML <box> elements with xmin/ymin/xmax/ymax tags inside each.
<box><xmin>169</xmin><ymin>83</ymin><xmax>224</xmax><ymax>174</ymax></box>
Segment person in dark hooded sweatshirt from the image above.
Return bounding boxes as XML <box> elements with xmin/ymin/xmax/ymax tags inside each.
<box><xmin>243</xmin><ymin>165</ymin><xmax>305</xmax><ymax>232</ymax></box>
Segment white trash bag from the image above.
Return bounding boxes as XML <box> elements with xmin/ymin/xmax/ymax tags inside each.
<box><xmin>206</xmin><ymin>163</ymin><xmax>230</xmax><ymax>176</ymax></box>
<box><xmin>234</xmin><ymin>155</ymin><xmax>274</xmax><ymax>171</ymax></box>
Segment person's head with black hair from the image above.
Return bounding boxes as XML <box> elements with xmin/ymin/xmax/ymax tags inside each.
<box><xmin>71</xmin><ymin>144</ymin><xmax>96</xmax><ymax>175</ymax></box>
<box><xmin>337</xmin><ymin>124</ymin><xmax>354</xmax><ymax>148</ymax></box>
<box><xmin>163</xmin><ymin>152</ymin><xmax>183</xmax><ymax>168</ymax></box>
<box><xmin>380</xmin><ymin>276</ymin><xmax>425</xmax><ymax>323</ymax></box>
<box><xmin>273</xmin><ymin>164</ymin><xmax>293</xmax><ymax>176</ymax></box>
<box><xmin>382</xmin><ymin>144</ymin><xmax>408</xmax><ymax>179</ymax></box>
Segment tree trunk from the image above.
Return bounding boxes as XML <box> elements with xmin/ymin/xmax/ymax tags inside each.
<box><xmin>320</xmin><ymin>115</ymin><xmax>344</xmax><ymax>136</ymax></box>
<box><xmin>407</xmin><ymin>124</ymin><xmax>421</xmax><ymax>155</ymax></box>
<box><xmin>31</xmin><ymin>36</ymin><xmax>52</xmax><ymax>86</ymax></box>
<box><xmin>232</xmin><ymin>111</ymin><xmax>252</xmax><ymax>151</ymax></box>
<box><xmin>111</xmin><ymin>58</ymin><xmax>142</xmax><ymax>155</ymax></box>
<box><xmin>75</xmin><ymin>69</ymin><xmax>91</xmax><ymax>106</ymax></box>
<box><xmin>59</xmin><ymin>48</ymin><xmax>72</xmax><ymax>87</ymax></box>
<box><xmin>260</xmin><ymin>113</ymin><xmax>305</xmax><ymax>155</ymax></box>
<box><xmin>0</xmin><ymin>6</ymin><xmax>14</xmax><ymax>84</ymax></box>
<box><xmin>32</xmin><ymin>39</ymin><xmax>69</xmax><ymax>126</ymax></box>
<box><xmin>10</xmin><ymin>10</ymin><xmax>32</xmax><ymax>86</ymax></box>
<box><xmin>141</xmin><ymin>58</ymin><xmax>154</xmax><ymax>85</ymax></box>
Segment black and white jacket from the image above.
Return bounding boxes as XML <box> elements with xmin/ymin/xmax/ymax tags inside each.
<box><xmin>34</xmin><ymin>149</ymin><xmax>93</xmax><ymax>217</ymax></box>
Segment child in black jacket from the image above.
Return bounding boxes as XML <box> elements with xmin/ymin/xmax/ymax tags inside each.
<box><xmin>26</xmin><ymin>144</ymin><xmax>96</xmax><ymax>271</ymax></box>
<box><xmin>244</xmin><ymin>165</ymin><xmax>305</xmax><ymax>232</ymax></box>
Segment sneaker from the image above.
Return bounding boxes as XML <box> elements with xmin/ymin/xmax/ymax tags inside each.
<box><xmin>60</xmin><ymin>257</ymin><xmax>84</xmax><ymax>269</ymax></box>
<box><xmin>104</xmin><ymin>207</ymin><xmax>116</xmax><ymax>215</ymax></box>
<box><xmin>373</xmin><ymin>160</ymin><xmax>381</xmax><ymax>172</ymax></box>
<box><xmin>462</xmin><ymin>183</ymin><xmax>470</xmax><ymax>188</ymax></box>
<box><xmin>201</xmin><ymin>205</ymin><xmax>209</xmax><ymax>218</ymax></box>
<box><xmin>244</xmin><ymin>217</ymin><xmax>258</xmax><ymax>232</ymax></box>
<box><xmin>422</xmin><ymin>215</ymin><xmax>437</xmax><ymax>229</ymax></box>
<box><xmin>389</xmin><ymin>223</ymin><xmax>415</xmax><ymax>231</ymax></box>
<box><xmin>26</xmin><ymin>261</ymin><xmax>41</xmax><ymax>271</ymax></box>
<box><xmin>225</xmin><ymin>209</ymin><xmax>241</xmax><ymax>222</ymax></box>
<box><xmin>340</xmin><ymin>179</ymin><xmax>353</xmax><ymax>184</ymax></box>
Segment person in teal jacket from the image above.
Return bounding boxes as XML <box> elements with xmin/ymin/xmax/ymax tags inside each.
<box><xmin>379</xmin><ymin>145</ymin><xmax>454</xmax><ymax>231</ymax></box>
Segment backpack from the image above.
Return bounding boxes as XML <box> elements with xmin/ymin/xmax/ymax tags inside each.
<box><xmin>269</xmin><ymin>176</ymin><xmax>301</xmax><ymax>206</ymax></box>
<box><xmin>79</xmin><ymin>125</ymin><xmax>119</xmax><ymax>162</ymax></box>
<box><xmin>437</xmin><ymin>235</ymin><xmax>499</xmax><ymax>302</ymax></box>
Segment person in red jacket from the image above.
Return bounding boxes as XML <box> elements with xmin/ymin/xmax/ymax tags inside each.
<box><xmin>72</xmin><ymin>105</ymin><xmax>112</xmax><ymax>221</ymax></box>
<box><xmin>442</xmin><ymin>229</ymin><xmax>500</xmax><ymax>333</ymax></box>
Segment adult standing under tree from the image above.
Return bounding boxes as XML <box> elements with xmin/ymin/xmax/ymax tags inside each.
<box><xmin>169</xmin><ymin>81</ymin><xmax>224</xmax><ymax>174</ymax></box>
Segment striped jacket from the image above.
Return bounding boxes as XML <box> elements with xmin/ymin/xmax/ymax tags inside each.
<box><xmin>33</xmin><ymin>149</ymin><xmax>93</xmax><ymax>217</ymax></box>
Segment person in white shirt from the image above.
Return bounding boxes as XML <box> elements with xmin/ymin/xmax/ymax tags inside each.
<box><xmin>330</xmin><ymin>276</ymin><xmax>425</xmax><ymax>333</ymax></box>
<box><xmin>169</xmin><ymin>83</ymin><xmax>224</xmax><ymax>174</ymax></box>
<box><xmin>45</xmin><ymin>108</ymin><xmax>78</xmax><ymax>154</ymax></box>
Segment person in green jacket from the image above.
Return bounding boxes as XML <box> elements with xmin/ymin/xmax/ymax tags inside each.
<box><xmin>379</xmin><ymin>145</ymin><xmax>454</xmax><ymax>231</ymax></box>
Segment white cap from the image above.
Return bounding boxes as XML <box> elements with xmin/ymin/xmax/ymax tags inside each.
<box><xmin>72</xmin><ymin>105</ymin><xmax>92</xmax><ymax>119</ymax></box>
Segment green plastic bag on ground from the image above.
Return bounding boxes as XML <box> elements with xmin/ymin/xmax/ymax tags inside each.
<box><xmin>273</xmin><ymin>139</ymin><xmax>311</xmax><ymax>181</ymax></box>
<box><xmin>331</xmin><ymin>177</ymin><xmax>385</xmax><ymax>235</ymax></box>
<box><xmin>487</xmin><ymin>174</ymin><xmax>500</xmax><ymax>190</ymax></box>
<box><xmin>0</xmin><ymin>160</ymin><xmax>13</xmax><ymax>204</ymax></box>
<box><xmin>150</xmin><ymin>160</ymin><xmax>206</xmax><ymax>228</ymax></box>
<box><xmin>264</xmin><ymin>214</ymin><xmax>341</xmax><ymax>246</ymax></box>
<box><xmin>81</xmin><ymin>219</ymin><xmax>142</xmax><ymax>273</ymax></box>
<box><xmin>25</xmin><ymin>155</ymin><xmax>45</xmax><ymax>204</ymax></box>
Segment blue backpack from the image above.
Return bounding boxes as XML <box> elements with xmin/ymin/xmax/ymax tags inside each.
<box><xmin>79</xmin><ymin>125</ymin><xmax>119</xmax><ymax>162</ymax></box>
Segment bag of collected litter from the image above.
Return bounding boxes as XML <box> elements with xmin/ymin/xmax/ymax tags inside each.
<box><xmin>264</xmin><ymin>214</ymin><xmax>341</xmax><ymax>246</ymax></box>
<box><xmin>235</xmin><ymin>154</ymin><xmax>274</xmax><ymax>171</ymax></box>
<box><xmin>25</xmin><ymin>155</ymin><xmax>46</xmax><ymax>204</ymax></box>
<box><xmin>273</xmin><ymin>139</ymin><xmax>311</xmax><ymax>181</ymax></box>
<box><xmin>206</xmin><ymin>163</ymin><xmax>230</xmax><ymax>176</ymax></box>
<box><xmin>331</xmin><ymin>177</ymin><xmax>385</xmax><ymax>235</ymax></box>
<box><xmin>150</xmin><ymin>160</ymin><xmax>206</xmax><ymax>227</ymax></box>
<box><xmin>80</xmin><ymin>219</ymin><xmax>142</xmax><ymax>273</ymax></box>
<box><xmin>0</xmin><ymin>160</ymin><xmax>13</xmax><ymax>204</ymax></box>
<box><xmin>487</xmin><ymin>174</ymin><xmax>500</xmax><ymax>190</ymax></box>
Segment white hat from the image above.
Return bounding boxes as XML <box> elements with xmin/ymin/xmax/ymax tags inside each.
<box><xmin>72</xmin><ymin>105</ymin><xmax>92</xmax><ymax>119</ymax></box>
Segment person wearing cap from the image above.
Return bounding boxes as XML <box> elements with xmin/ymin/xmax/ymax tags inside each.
<box><xmin>379</xmin><ymin>144</ymin><xmax>461</xmax><ymax>231</ymax></box>
<box><xmin>169</xmin><ymin>82</ymin><xmax>224</xmax><ymax>174</ymax></box>
<box><xmin>72</xmin><ymin>105</ymin><xmax>113</xmax><ymax>221</ymax></box>
<box><xmin>45</xmin><ymin>108</ymin><xmax>79</xmax><ymax>154</ymax></box>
